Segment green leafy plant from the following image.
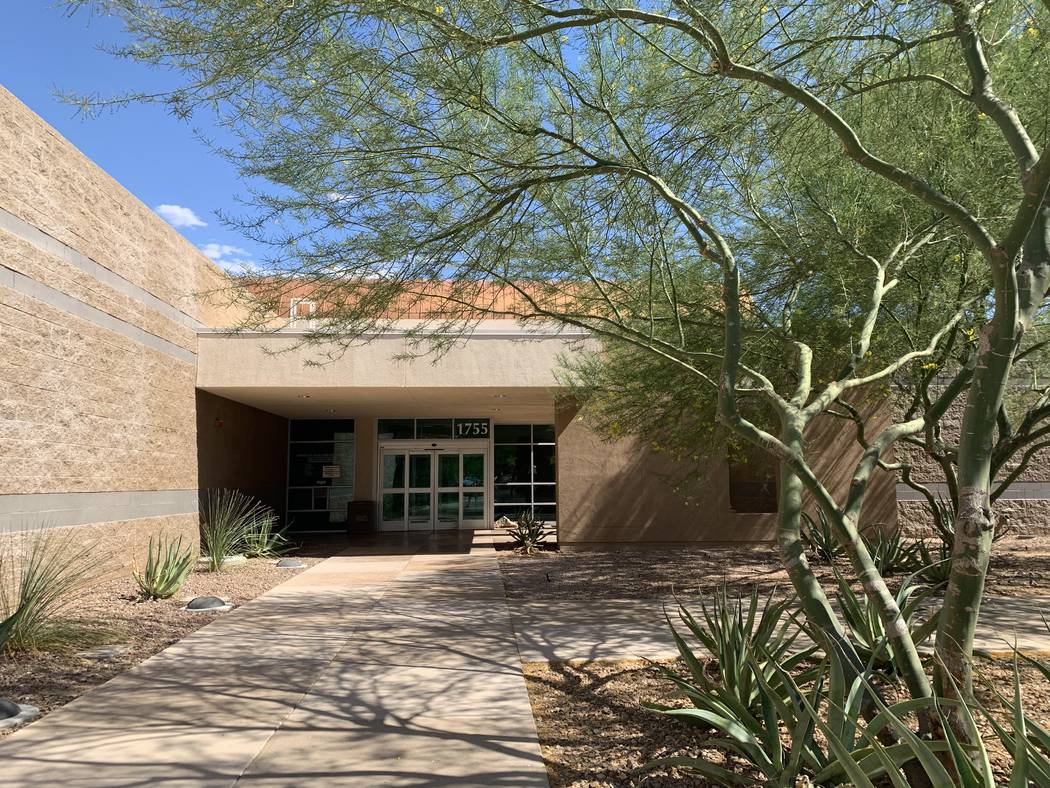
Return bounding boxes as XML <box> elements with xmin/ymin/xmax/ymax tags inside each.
<box><xmin>0</xmin><ymin>528</ymin><xmax>106</xmax><ymax>653</ymax></box>
<box><xmin>133</xmin><ymin>537</ymin><xmax>194</xmax><ymax>600</ymax></box>
<box><xmin>914</xmin><ymin>537</ymin><xmax>953</xmax><ymax>587</ymax></box>
<box><xmin>199</xmin><ymin>489</ymin><xmax>275</xmax><ymax>571</ymax></box>
<box><xmin>800</xmin><ymin>509</ymin><xmax>845</xmax><ymax>561</ymax></box>
<box><xmin>242</xmin><ymin>511</ymin><xmax>292</xmax><ymax>559</ymax></box>
<box><xmin>507</xmin><ymin>510</ymin><xmax>551</xmax><ymax>555</ymax></box>
<box><xmin>862</xmin><ymin>526</ymin><xmax>924</xmax><ymax>577</ymax></box>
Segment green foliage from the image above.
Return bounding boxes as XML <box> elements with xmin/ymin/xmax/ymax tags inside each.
<box><xmin>0</xmin><ymin>603</ymin><xmax>25</xmax><ymax>653</ymax></box>
<box><xmin>800</xmin><ymin>509</ymin><xmax>845</xmax><ymax>562</ymax></box>
<box><xmin>0</xmin><ymin>528</ymin><xmax>106</xmax><ymax>653</ymax></box>
<box><xmin>199</xmin><ymin>489</ymin><xmax>279</xmax><ymax>571</ymax></box>
<box><xmin>507</xmin><ymin>510</ymin><xmax>551</xmax><ymax>554</ymax></box>
<box><xmin>863</xmin><ymin>527</ymin><xmax>924</xmax><ymax>577</ymax></box>
<box><xmin>133</xmin><ymin>537</ymin><xmax>194</xmax><ymax>600</ymax></box>
<box><xmin>915</xmin><ymin>537</ymin><xmax>954</xmax><ymax>587</ymax></box>
<box><xmin>241</xmin><ymin>511</ymin><xmax>291</xmax><ymax>559</ymax></box>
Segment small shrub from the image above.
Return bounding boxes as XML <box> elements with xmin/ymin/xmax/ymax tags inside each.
<box><xmin>800</xmin><ymin>509</ymin><xmax>845</xmax><ymax>561</ymax></box>
<box><xmin>242</xmin><ymin>511</ymin><xmax>292</xmax><ymax>559</ymax></box>
<box><xmin>133</xmin><ymin>537</ymin><xmax>194</xmax><ymax>600</ymax></box>
<box><xmin>199</xmin><ymin>489</ymin><xmax>275</xmax><ymax>571</ymax></box>
<box><xmin>508</xmin><ymin>510</ymin><xmax>551</xmax><ymax>554</ymax></box>
<box><xmin>0</xmin><ymin>528</ymin><xmax>105</xmax><ymax>653</ymax></box>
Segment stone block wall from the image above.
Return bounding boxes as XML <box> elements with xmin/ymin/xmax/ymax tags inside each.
<box><xmin>0</xmin><ymin>86</ymin><xmax>238</xmax><ymax>573</ymax></box>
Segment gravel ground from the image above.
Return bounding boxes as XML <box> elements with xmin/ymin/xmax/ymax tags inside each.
<box><xmin>0</xmin><ymin>556</ymin><xmax>320</xmax><ymax>734</ymax></box>
<box><xmin>500</xmin><ymin>536</ymin><xmax>1050</xmax><ymax>601</ymax></box>
<box><xmin>524</xmin><ymin>657</ymin><xmax>1050</xmax><ymax>787</ymax></box>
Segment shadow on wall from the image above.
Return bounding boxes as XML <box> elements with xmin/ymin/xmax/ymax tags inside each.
<box><xmin>195</xmin><ymin>390</ymin><xmax>289</xmax><ymax>519</ymax></box>
<box><xmin>554</xmin><ymin>393</ymin><xmax>897</xmax><ymax>547</ymax></box>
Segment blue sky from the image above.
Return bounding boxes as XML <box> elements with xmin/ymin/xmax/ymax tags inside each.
<box><xmin>0</xmin><ymin>3</ymin><xmax>262</xmax><ymax>271</ymax></box>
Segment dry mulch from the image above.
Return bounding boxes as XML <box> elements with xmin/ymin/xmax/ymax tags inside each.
<box><xmin>524</xmin><ymin>657</ymin><xmax>1050</xmax><ymax>787</ymax></box>
<box><xmin>0</xmin><ymin>557</ymin><xmax>319</xmax><ymax>734</ymax></box>
<box><xmin>499</xmin><ymin>536</ymin><xmax>1050</xmax><ymax>601</ymax></box>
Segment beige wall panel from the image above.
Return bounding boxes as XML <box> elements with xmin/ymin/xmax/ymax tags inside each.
<box><xmin>195</xmin><ymin>391</ymin><xmax>288</xmax><ymax>515</ymax></box>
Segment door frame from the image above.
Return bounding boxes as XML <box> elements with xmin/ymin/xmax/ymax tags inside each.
<box><xmin>376</xmin><ymin>440</ymin><xmax>492</xmax><ymax>531</ymax></box>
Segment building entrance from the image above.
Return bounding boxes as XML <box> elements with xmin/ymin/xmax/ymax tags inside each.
<box><xmin>379</xmin><ymin>443</ymin><xmax>488</xmax><ymax>531</ymax></box>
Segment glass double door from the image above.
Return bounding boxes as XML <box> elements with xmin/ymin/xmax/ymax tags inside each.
<box><xmin>380</xmin><ymin>447</ymin><xmax>486</xmax><ymax>531</ymax></box>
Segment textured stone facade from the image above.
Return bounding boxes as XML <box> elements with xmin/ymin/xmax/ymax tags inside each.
<box><xmin>0</xmin><ymin>86</ymin><xmax>230</xmax><ymax>566</ymax></box>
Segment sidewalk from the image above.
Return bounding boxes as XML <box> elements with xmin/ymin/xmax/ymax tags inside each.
<box><xmin>0</xmin><ymin>548</ymin><xmax>548</xmax><ymax>787</ymax></box>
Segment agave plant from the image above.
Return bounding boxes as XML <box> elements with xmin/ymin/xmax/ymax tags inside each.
<box><xmin>241</xmin><ymin>511</ymin><xmax>292</xmax><ymax>559</ymax></box>
<box><xmin>199</xmin><ymin>489</ymin><xmax>276</xmax><ymax>571</ymax></box>
<box><xmin>508</xmin><ymin>510</ymin><xmax>551</xmax><ymax>555</ymax></box>
<box><xmin>914</xmin><ymin>538</ymin><xmax>953</xmax><ymax>586</ymax></box>
<box><xmin>863</xmin><ymin>526</ymin><xmax>925</xmax><ymax>577</ymax></box>
<box><xmin>134</xmin><ymin>537</ymin><xmax>194</xmax><ymax>600</ymax></box>
<box><xmin>800</xmin><ymin>509</ymin><xmax>846</xmax><ymax>561</ymax></box>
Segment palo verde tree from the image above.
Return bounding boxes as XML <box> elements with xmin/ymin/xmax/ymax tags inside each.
<box><xmin>75</xmin><ymin>0</ymin><xmax>1050</xmax><ymax>742</ymax></box>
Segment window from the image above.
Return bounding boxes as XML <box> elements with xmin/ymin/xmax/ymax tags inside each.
<box><xmin>289</xmin><ymin>298</ymin><xmax>316</xmax><ymax>321</ymax></box>
<box><xmin>727</xmin><ymin>445</ymin><xmax>778</xmax><ymax>513</ymax></box>
<box><xmin>378</xmin><ymin>418</ymin><xmax>490</xmax><ymax>440</ymax></box>
<box><xmin>287</xmin><ymin>419</ymin><xmax>355</xmax><ymax>531</ymax></box>
<box><xmin>493</xmin><ymin>424</ymin><xmax>557</xmax><ymax>523</ymax></box>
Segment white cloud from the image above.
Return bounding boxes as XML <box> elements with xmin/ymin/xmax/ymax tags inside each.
<box><xmin>155</xmin><ymin>203</ymin><xmax>208</xmax><ymax>228</ymax></box>
<box><xmin>200</xmin><ymin>242</ymin><xmax>256</xmax><ymax>274</ymax></box>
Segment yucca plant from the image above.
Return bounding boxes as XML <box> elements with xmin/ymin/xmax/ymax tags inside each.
<box><xmin>0</xmin><ymin>528</ymin><xmax>105</xmax><ymax>653</ymax></box>
<box><xmin>199</xmin><ymin>489</ymin><xmax>274</xmax><ymax>571</ymax></box>
<box><xmin>800</xmin><ymin>508</ymin><xmax>846</xmax><ymax>561</ymax></box>
<box><xmin>508</xmin><ymin>510</ymin><xmax>551</xmax><ymax>555</ymax></box>
<box><xmin>241</xmin><ymin>511</ymin><xmax>291</xmax><ymax>559</ymax></box>
<box><xmin>133</xmin><ymin>537</ymin><xmax>194</xmax><ymax>600</ymax></box>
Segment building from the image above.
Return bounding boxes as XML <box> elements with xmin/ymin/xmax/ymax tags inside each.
<box><xmin>1</xmin><ymin>87</ymin><xmax>1044</xmax><ymax>567</ymax></box>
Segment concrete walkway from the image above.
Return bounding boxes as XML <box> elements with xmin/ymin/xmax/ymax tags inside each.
<box><xmin>507</xmin><ymin>594</ymin><xmax>1050</xmax><ymax>663</ymax></box>
<box><xmin>0</xmin><ymin>545</ymin><xmax>548</xmax><ymax>787</ymax></box>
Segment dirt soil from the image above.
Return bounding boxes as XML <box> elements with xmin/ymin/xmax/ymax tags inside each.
<box><xmin>524</xmin><ymin>657</ymin><xmax>1050</xmax><ymax>787</ymax></box>
<box><xmin>499</xmin><ymin>536</ymin><xmax>1050</xmax><ymax>601</ymax></box>
<box><xmin>0</xmin><ymin>557</ymin><xmax>319</xmax><ymax>735</ymax></box>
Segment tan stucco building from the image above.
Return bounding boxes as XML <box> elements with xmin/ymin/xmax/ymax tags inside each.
<box><xmin>1</xmin><ymin>87</ymin><xmax>1046</xmax><ymax>566</ymax></box>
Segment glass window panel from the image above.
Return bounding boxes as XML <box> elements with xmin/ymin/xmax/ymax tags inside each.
<box><xmin>463</xmin><ymin>492</ymin><xmax>485</xmax><ymax>520</ymax></box>
<box><xmin>439</xmin><ymin>454</ymin><xmax>460</xmax><ymax>488</ymax></box>
<box><xmin>288</xmin><ymin>444</ymin><xmax>335</xmax><ymax>486</ymax></box>
<box><xmin>462</xmin><ymin>454</ymin><xmax>484</xmax><ymax>487</ymax></box>
<box><xmin>494</xmin><ymin>445</ymin><xmax>531</xmax><ymax>484</ymax></box>
<box><xmin>495</xmin><ymin>484</ymin><xmax>532</xmax><ymax>504</ymax></box>
<box><xmin>286</xmin><ymin>510</ymin><xmax>336</xmax><ymax>531</ymax></box>
<box><xmin>409</xmin><ymin>492</ymin><xmax>431</xmax><ymax>523</ymax></box>
<box><xmin>494</xmin><ymin>424</ymin><xmax>532</xmax><ymax>444</ymax></box>
<box><xmin>328</xmin><ymin>487</ymin><xmax>353</xmax><ymax>522</ymax></box>
<box><xmin>533</xmin><ymin>484</ymin><xmax>557</xmax><ymax>503</ymax></box>
<box><xmin>534</xmin><ymin>505</ymin><xmax>557</xmax><ymax>523</ymax></box>
<box><xmin>409</xmin><ymin>454</ymin><xmax>431</xmax><ymax>488</ymax></box>
<box><xmin>437</xmin><ymin>492</ymin><xmax>459</xmax><ymax>525</ymax></box>
<box><xmin>534</xmin><ymin>445</ymin><xmax>556</xmax><ymax>483</ymax></box>
<box><xmin>287</xmin><ymin>488</ymin><xmax>312</xmax><ymax>510</ymax></box>
<box><xmin>417</xmin><ymin>418</ymin><xmax>453</xmax><ymax>439</ymax></box>
<box><xmin>453</xmin><ymin>419</ymin><xmax>490</xmax><ymax>439</ymax></box>
<box><xmin>382</xmin><ymin>453</ymin><xmax>405</xmax><ymax>489</ymax></box>
<box><xmin>533</xmin><ymin>424</ymin><xmax>555</xmax><ymax>443</ymax></box>
<box><xmin>377</xmin><ymin>419</ymin><xmax>415</xmax><ymax>440</ymax></box>
<box><xmin>312</xmin><ymin>488</ymin><xmax>329</xmax><ymax>509</ymax></box>
<box><xmin>382</xmin><ymin>493</ymin><xmax>405</xmax><ymax>521</ymax></box>
<box><xmin>290</xmin><ymin>419</ymin><xmax>355</xmax><ymax>442</ymax></box>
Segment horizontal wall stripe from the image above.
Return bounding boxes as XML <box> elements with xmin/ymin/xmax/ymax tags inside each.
<box><xmin>897</xmin><ymin>481</ymin><xmax>1050</xmax><ymax>502</ymax></box>
<box><xmin>0</xmin><ymin>207</ymin><xmax>204</xmax><ymax>330</ymax></box>
<box><xmin>0</xmin><ymin>490</ymin><xmax>198</xmax><ymax>532</ymax></box>
<box><xmin>0</xmin><ymin>263</ymin><xmax>197</xmax><ymax>364</ymax></box>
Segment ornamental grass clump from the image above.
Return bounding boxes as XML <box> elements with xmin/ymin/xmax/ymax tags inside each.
<box><xmin>199</xmin><ymin>489</ymin><xmax>278</xmax><ymax>571</ymax></box>
<box><xmin>133</xmin><ymin>537</ymin><xmax>194</xmax><ymax>600</ymax></box>
<box><xmin>242</xmin><ymin>511</ymin><xmax>291</xmax><ymax>559</ymax></box>
<box><xmin>0</xmin><ymin>528</ymin><xmax>106</xmax><ymax>653</ymax></box>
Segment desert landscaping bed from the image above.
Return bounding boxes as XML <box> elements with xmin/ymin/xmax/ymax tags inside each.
<box><xmin>523</xmin><ymin>657</ymin><xmax>1050</xmax><ymax>787</ymax></box>
<box><xmin>0</xmin><ymin>556</ymin><xmax>319</xmax><ymax>735</ymax></box>
<box><xmin>500</xmin><ymin>536</ymin><xmax>1050</xmax><ymax>601</ymax></box>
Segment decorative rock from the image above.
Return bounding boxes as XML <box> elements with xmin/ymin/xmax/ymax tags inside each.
<box><xmin>0</xmin><ymin>702</ymin><xmax>41</xmax><ymax>730</ymax></box>
<box><xmin>198</xmin><ymin>554</ymin><xmax>247</xmax><ymax>568</ymax></box>
<box><xmin>77</xmin><ymin>644</ymin><xmax>133</xmax><ymax>661</ymax></box>
<box><xmin>494</xmin><ymin>516</ymin><xmax>516</xmax><ymax>530</ymax></box>
<box><xmin>0</xmin><ymin>698</ymin><xmax>20</xmax><ymax>719</ymax></box>
<box><xmin>275</xmin><ymin>558</ymin><xmax>305</xmax><ymax>569</ymax></box>
<box><xmin>185</xmin><ymin>596</ymin><xmax>233</xmax><ymax>612</ymax></box>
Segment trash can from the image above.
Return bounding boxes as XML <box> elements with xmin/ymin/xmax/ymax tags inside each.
<box><xmin>347</xmin><ymin>500</ymin><xmax>376</xmax><ymax>535</ymax></box>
